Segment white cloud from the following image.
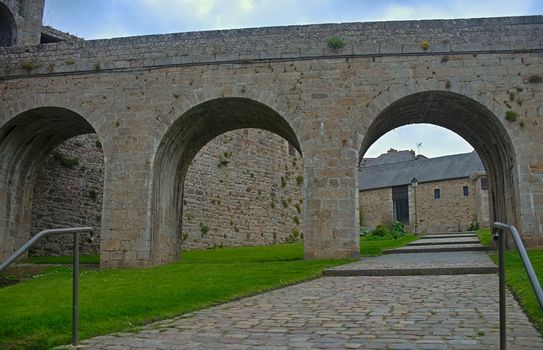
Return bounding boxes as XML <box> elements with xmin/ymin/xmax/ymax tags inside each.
<box><xmin>380</xmin><ymin>0</ymin><xmax>540</xmax><ymax>21</ymax></box>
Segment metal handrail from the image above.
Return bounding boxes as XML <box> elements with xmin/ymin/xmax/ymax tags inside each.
<box><xmin>0</xmin><ymin>227</ymin><xmax>93</xmax><ymax>346</ymax></box>
<box><xmin>493</xmin><ymin>222</ymin><xmax>543</xmax><ymax>350</ymax></box>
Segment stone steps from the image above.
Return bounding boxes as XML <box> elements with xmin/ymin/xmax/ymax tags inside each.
<box><xmin>324</xmin><ymin>266</ymin><xmax>498</xmax><ymax>276</ymax></box>
<box><xmin>427</xmin><ymin>231</ymin><xmax>477</xmax><ymax>235</ymax></box>
<box><xmin>324</xmin><ymin>231</ymin><xmax>496</xmax><ymax>277</ymax></box>
<box><xmin>407</xmin><ymin>237</ymin><xmax>480</xmax><ymax>246</ymax></box>
<box><xmin>324</xmin><ymin>251</ymin><xmax>498</xmax><ymax>276</ymax></box>
<box><xmin>383</xmin><ymin>243</ymin><xmax>493</xmax><ymax>254</ymax></box>
<box><xmin>421</xmin><ymin>233</ymin><xmax>477</xmax><ymax>239</ymax></box>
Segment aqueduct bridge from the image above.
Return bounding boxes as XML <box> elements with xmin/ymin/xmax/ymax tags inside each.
<box><xmin>1</xmin><ymin>16</ymin><xmax>542</xmax><ymax>267</ymax></box>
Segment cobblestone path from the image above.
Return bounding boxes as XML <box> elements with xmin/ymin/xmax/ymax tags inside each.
<box><xmin>80</xmin><ymin>234</ymin><xmax>543</xmax><ymax>349</ymax></box>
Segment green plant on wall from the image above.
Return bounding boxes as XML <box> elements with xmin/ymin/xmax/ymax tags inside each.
<box><xmin>295</xmin><ymin>175</ymin><xmax>304</xmax><ymax>187</ymax></box>
<box><xmin>327</xmin><ymin>36</ymin><xmax>345</xmax><ymax>50</ymax></box>
<box><xmin>52</xmin><ymin>151</ymin><xmax>80</xmax><ymax>169</ymax></box>
<box><xmin>505</xmin><ymin>110</ymin><xmax>518</xmax><ymax>122</ymax></box>
<box><xmin>420</xmin><ymin>40</ymin><xmax>430</xmax><ymax>51</ymax></box>
<box><xmin>200</xmin><ymin>223</ymin><xmax>210</xmax><ymax>235</ymax></box>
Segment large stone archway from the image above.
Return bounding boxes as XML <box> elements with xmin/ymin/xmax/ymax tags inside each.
<box><xmin>0</xmin><ymin>16</ymin><xmax>540</xmax><ymax>267</ymax></box>
<box><xmin>360</xmin><ymin>90</ymin><xmax>517</xmax><ymax>230</ymax></box>
<box><xmin>149</xmin><ymin>97</ymin><xmax>302</xmax><ymax>265</ymax></box>
<box><xmin>0</xmin><ymin>107</ymin><xmax>100</xmax><ymax>259</ymax></box>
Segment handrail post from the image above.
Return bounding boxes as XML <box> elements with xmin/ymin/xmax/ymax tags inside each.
<box><xmin>497</xmin><ymin>226</ymin><xmax>507</xmax><ymax>350</ymax></box>
<box><xmin>72</xmin><ymin>232</ymin><xmax>80</xmax><ymax>346</ymax></box>
<box><xmin>493</xmin><ymin>221</ymin><xmax>543</xmax><ymax>350</ymax></box>
<box><xmin>0</xmin><ymin>227</ymin><xmax>92</xmax><ymax>348</ymax></box>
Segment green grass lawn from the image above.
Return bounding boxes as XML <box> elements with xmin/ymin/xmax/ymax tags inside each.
<box><xmin>490</xmin><ymin>249</ymin><xmax>543</xmax><ymax>334</ymax></box>
<box><xmin>477</xmin><ymin>228</ymin><xmax>494</xmax><ymax>247</ymax></box>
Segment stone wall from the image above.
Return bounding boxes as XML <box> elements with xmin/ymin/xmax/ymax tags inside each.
<box><xmin>359</xmin><ymin>187</ymin><xmax>393</xmax><ymax>229</ymax></box>
<box><xmin>472</xmin><ymin>173</ymin><xmax>490</xmax><ymax>228</ymax></box>
<box><xmin>182</xmin><ymin>129</ymin><xmax>303</xmax><ymax>249</ymax></box>
<box><xmin>30</xmin><ymin>134</ymin><xmax>104</xmax><ymax>256</ymax></box>
<box><xmin>408</xmin><ymin>178</ymin><xmax>478</xmax><ymax>233</ymax></box>
<box><xmin>0</xmin><ymin>16</ymin><xmax>540</xmax><ymax>77</ymax></box>
<box><xmin>30</xmin><ymin>129</ymin><xmax>303</xmax><ymax>255</ymax></box>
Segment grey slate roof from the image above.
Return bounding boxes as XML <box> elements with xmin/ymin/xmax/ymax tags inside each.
<box><xmin>362</xmin><ymin>149</ymin><xmax>417</xmax><ymax>166</ymax></box>
<box><xmin>358</xmin><ymin>151</ymin><xmax>484</xmax><ymax>191</ymax></box>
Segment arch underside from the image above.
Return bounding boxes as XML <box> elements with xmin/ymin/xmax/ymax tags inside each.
<box><xmin>0</xmin><ymin>107</ymin><xmax>95</xmax><ymax>259</ymax></box>
<box><xmin>152</xmin><ymin>97</ymin><xmax>301</xmax><ymax>264</ymax></box>
<box><xmin>360</xmin><ymin>91</ymin><xmax>516</xmax><ymax>227</ymax></box>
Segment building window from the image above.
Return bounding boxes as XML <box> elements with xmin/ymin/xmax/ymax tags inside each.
<box><xmin>481</xmin><ymin>177</ymin><xmax>489</xmax><ymax>190</ymax></box>
<box><xmin>463</xmin><ymin>186</ymin><xmax>469</xmax><ymax>196</ymax></box>
<box><xmin>434</xmin><ymin>189</ymin><xmax>440</xmax><ymax>199</ymax></box>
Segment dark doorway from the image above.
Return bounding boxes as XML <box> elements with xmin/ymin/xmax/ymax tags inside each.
<box><xmin>392</xmin><ymin>185</ymin><xmax>409</xmax><ymax>224</ymax></box>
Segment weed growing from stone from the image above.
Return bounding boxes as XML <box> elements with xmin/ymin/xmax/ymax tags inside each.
<box><xmin>326</xmin><ymin>36</ymin><xmax>345</xmax><ymax>50</ymax></box>
<box><xmin>505</xmin><ymin>110</ymin><xmax>518</xmax><ymax>122</ymax></box>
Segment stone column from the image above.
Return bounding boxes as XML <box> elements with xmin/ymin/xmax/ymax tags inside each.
<box><xmin>99</xmin><ymin>133</ymin><xmax>155</xmax><ymax>268</ymax></box>
<box><xmin>303</xmin><ymin>136</ymin><xmax>360</xmax><ymax>259</ymax></box>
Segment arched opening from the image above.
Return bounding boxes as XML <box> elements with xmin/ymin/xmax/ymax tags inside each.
<box><xmin>360</xmin><ymin>91</ymin><xmax>516</xmax><ymax>234</ymax></box>
<box><xmin>0</xmin><ymin>3</ymin><xmax>17</xmax><ymax>47</ymax></box>
<box><xmin>360</xmin><ymin>124</ymin><xmax>488</xmax><ymax>234</ymax></box>
<box><xmin>152</xmin><ymin>97</ymin><xmax>301</xmax><ymax>264</ymax></box>
<box><xmin>0</xmin><ymin>107</ymin><xmax>100</xmax><ymax>260</ymax></box>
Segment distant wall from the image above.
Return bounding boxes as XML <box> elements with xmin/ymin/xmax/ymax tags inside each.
<box><xmin>30</xmin><ymin>129</ymin><xmax>304</xmax><ymax>255</ymax></box>
<box><xmin>359</xmin><ymin>187</ymin><xmax>393</xmax><ymax>229</ymax></box>
<box><xmin>30</xmin><ymin>134</ymin><xmax>103</xmax><ymax>256</ymax></box>
<box><xmin>182</xmin><ymin>129</ymin><xmax>303</xmax><ymax>249</ymax></box>
<box><xmin>409</xmin><ymin>178</ymin><xmax>477</xmax><ymax>233</ymax></box>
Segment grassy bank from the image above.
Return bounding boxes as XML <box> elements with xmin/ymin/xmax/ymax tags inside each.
<box><xmin>490</xmin><ymin>249</ymin><xmax>543</xmax><ymax>334</ymax></box>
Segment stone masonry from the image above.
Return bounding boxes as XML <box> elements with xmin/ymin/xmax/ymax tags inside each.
<box><xmin>407</xmin><ymin>178</ymin><xmax>477</xmax><ymax>233</ymax></box>
<box><xmin>182</xmin><ymin>129</ymin><xmax>303</xmax><ymax>250</ymax></box>
<box><xmin>29</xmin><ymin>129</ymin><xmax>303</xmax><ymax>255</ymax></box>
<box><xmin>30</xmin><ymin>134</ymin><xmax>104</xmax><ymax>256</ymax></box>
<box><xmin>0</xmin><ymin>9</ymin><xmax>542</xmax><ymax>267</ymax></box>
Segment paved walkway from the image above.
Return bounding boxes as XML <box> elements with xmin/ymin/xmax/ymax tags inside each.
<box><xmin>79</xmin><ymin>233</ymin><xmax>543</xmax><ymax>349</ymax></box>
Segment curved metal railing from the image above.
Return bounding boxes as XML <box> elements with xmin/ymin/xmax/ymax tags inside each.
<box><xmin>493</xmin><ymin>222</ymin><xmax>543</xmax><ymax>350</ymax></box>
<box><xmin>0</xmin><ymin>227</ymin><xmax>93</xmax><ymax>346</ymax></box>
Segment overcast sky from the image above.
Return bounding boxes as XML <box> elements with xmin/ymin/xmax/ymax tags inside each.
<box><xmin>42</xmin><ymin>0</ymin><xmax>542</xmax><ymax>158</ymax></box>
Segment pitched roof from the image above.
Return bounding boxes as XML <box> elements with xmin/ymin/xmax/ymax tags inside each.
<box><xmin>359</xmin><ymin>151</ymin><xmax>484</xmax><ymax>191</ymax></box>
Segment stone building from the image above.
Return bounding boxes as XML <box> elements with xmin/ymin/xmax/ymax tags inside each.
<box><xmin>359</xmin><ymin>149</ymin><xmax>490</xmax><ymax>233</ymax></box>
